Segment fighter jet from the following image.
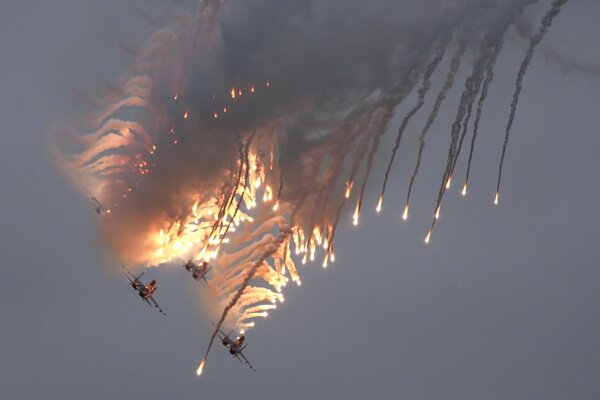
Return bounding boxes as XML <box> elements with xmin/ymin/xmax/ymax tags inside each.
<box><xmin>214</xmin><ymin>324</ymin><xmax>256</xmax><ymax>371</ymax></box>
<box><xmin>90</xmin><ymin>197</ymin><xmax>110</xmax><ymax>215</ymax></box>
<box><xmin>183</xmin><ymin>259</ymin><xmax>211</xmax><ymax>284</ymax></box>
<box><xmin>121</xmin><ymin>264</ymin><xmax>165</xmax><ymax>315</ymax></box>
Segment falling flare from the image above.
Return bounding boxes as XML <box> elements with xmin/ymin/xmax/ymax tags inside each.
<box><xmin>345</xmin><ymin>181</ymin><xmax>353</xmax><ymax>199</ymax></box>
<box><xmin>183</xmin><ymin>110</ymin><xmax>189</xmax><ymax>119</ymax></box>
<box><xmin>376</xmin><ymin>196</ymin><xmax>383</xmax><ymax>213</ymax></box>
<box><xmin>435</xmin><ymin>205</ymin><xmax>440</xmax><ymax>219</ymax></box>
<box><xmin>424</xmin><ymin>230</ymin><xmax>431</xmax><ymax>244</ymax></box>
<box><xmin>352</xmin><ymin>203</ymin><xmax>360</xmax><ymax>226</ymax></box>
<box><xmin>173</xmin><ymin>93</ymin><xmax>178</xmax><ymax>100</ymax></box>
<box><xmin>494</xmin><ymin>192</ymin><xmax>499</xmax><ymax>205</ymax></box>
<box><xmin>196</xmin><ymin>358</ymin><xmax>206</xmax><ymax>376</ymax></box>
<box><xmin>230</xmin><ymin>88</ymin><xmax>236</xmax><ymax>99</ymax></box>
<box><xmin>402</xmin><ymin>204</ymin><xmax>409</xmax><ymax>221</ymax></box>
<box><xmin>461</xmin><ymin>183</ymin><xmax>468</xmax><ymax>196</ymax></box>
<box><xmin>445</xmin><ymin>176</ymin><xmax>452</xmax><ymax>189</ymax></box>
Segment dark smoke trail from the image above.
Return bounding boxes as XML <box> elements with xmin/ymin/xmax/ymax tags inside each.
<box><xmin>463</xmin><ymin>31</ymin><xmax>509</xmax><ymax>194</ymax></box>
<box><xmin>404</xmin><ymin>39</ymin><xmax>467</xmax><ymax>215</ymax></box>
<box><xmin>378</xmin><ymin>35</ymin><xmax>450</xmax><ymax>204</ymax></box>
<box><xmin>357</xmin><ymin>108</ymin><xmax>393</xmax><ymax>216</ymax></box>
<box><xmin>426</xmin><ymin>5</ymin><xmax>531</xmax><ymax>240</ymax></box>
<box><xmin>198</xmin><ymin>228</ymin><xmax>291</xmax><ymax>373</ymax></box>
<box><xmin>217</xmin><ymin>134</ymin><xmax>255</xmax><ymax>246</ymax></box>
<box><xmin>496</xmin><ymin>0</ymin><xmax>568</xmax><ymax>201</ymax></box>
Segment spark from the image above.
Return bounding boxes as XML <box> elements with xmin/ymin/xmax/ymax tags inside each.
<box><xmin>402</xmin><ymin>204</ymin><xmax>409</xmax><ymax>221</ymax></box>
<box><xmin>345</xmin><ymin>181</ymin><xmax>353</xmax><ymax>199</ymax></box>
<box><xmin>196</xmin><ymin>358</ymin><xmax>206</xmax><ymax>376</ymax></box>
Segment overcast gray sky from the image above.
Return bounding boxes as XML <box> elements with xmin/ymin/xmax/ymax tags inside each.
<box><xmin>1</xmin><ymin>1</ymin><xmax>599</xmax><ymax>399</ymax></box>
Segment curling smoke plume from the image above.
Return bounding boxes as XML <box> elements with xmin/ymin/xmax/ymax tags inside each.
<box><xmin>52</xmin><ymin>0</ymin><xmax>568</xmax><ymax>373</ymax></box>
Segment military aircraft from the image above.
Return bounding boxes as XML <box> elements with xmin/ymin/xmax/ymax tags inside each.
<box><xmin>90</xmin><ymin>197</ymin><xmax>104</xmax><ymax>215</ymax></box>
<box><xmin>121</xmin><ymin>264</ymin><xmax>166</xmax><ymax>315</ymax></box>
<box><xmin>214</xmin><ymin>324</ymin><xmax>256</xmax><ymax>371</ymax></box>
<box><xmin>183</xmin><ymin>259</ymin><xmax>211</xmax><ymax>284</ymax></box>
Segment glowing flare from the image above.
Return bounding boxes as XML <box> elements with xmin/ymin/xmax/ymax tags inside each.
<box><xmin>425</xmin><ymin>230</ymin><xmax>431</xmax><ymax>244</ymax></box>
<box><xmin>213</xmin><ymin>112</ymin><xmax>218</xmax><ymax>119</ymax></box>
<box><xmin>402</xmin><ymin>204</ymin><xmax>409</xmax><ymax>221</ymax></box>
<box><xmin>183</xmin><ymin>110</ymin><xmax>189</xmax><ymax>119</ymax></box>
<box><xmin>461</xmin><ymin>183</ymin><xmax>468</xmax><ymax>196</ymax></box>
<box><xmin>250</xmin><ymin>85</ymin><xmax>255</xmax><ymax>93</ymax></box>
<box><xmin>273</xmin><ymin>201</ymin><xmax>279</xmax><ymax>211</ymax></box>
<box><xmin>435</xmin><ymin>205</ymin><xmax>440</xmax><ymax>219</ymax></box>
<box><xmin>173</xmin><ymin>93</ymin><xmax>178</xmax><ymax>100</ymax></box>
<box><xmin>352</xmin><ymin>203</ymin><xmax>360</xmax><ymax>226</ymax></box>
<box><xmin>196</xmin><ymin>358</ymin><xmax>206</xmax><ymax>376</ymax></box>
<box><xmin>494</xmin><ymin>192</ymin><xmax>499</xmax><ymax>205</ymax></box>
<box><xmin>376</xmin><ymin>196</ymin><xmax>383</xmax><ymax>213</ymax></box>
<box><xmin>230</xmin><ymin>88</ymin><xmax>236</xmax><ymax>98</ymax></box>
<box><xmin>345</xmin><ymin>181</ymin><xmax>353</xmax><ymax>199</ymax></box>
<box><xmin>446</xmin><ymin>176</ymin><xmax>452</xmax><ymax>189</ymax></box>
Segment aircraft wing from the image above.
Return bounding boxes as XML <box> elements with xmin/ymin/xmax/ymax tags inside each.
<box><xmin>148</xmin><ymin>295</ymin><xmax>166</xmax><ymax>316</ymax></box>
<box><xmin>201</xmin><ymin>267</ymin><xmax>212</xmax><ymax>285</ymax></box>
<box><xmin>211</xmin><ymin>322</ymin><xmax>229</xmax><ymax>340</ymax></box>
<box><xmin>236</xmin><ymin>349</ymin><xmax>256</xmax><ymax>372</ymax></box>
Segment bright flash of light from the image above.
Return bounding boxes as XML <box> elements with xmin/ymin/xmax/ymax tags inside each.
<box><xmin>196</xmin><ymin>358</ymin><xmax>206</xmax><ymax>376</ymax></box>
<box><xmin>402</xmin><ymin>204</ymin><xmax>409</xmax><ymax>221</ymax></box>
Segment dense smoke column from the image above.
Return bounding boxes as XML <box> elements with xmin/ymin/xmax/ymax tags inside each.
<box><xmin>495</xmin><ymin>0</ymin><xmax>569</xmax><ymax>204</ymax></box>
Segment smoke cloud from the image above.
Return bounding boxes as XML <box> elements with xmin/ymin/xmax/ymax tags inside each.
<box><xmin>52</xmin><ymin>0</ymin><xmax>569</xmax><ymax>373</ymax></box>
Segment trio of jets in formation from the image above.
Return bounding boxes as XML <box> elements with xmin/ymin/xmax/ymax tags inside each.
<box><xmin>121</xmin><ymin>257</ymin><xmax>255</xmax><ymax>371</ymax></box>
<box><xmin>94</xmin><ymin>198</ymin><xmax>255</xmax><ymax>371</ymax></box>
